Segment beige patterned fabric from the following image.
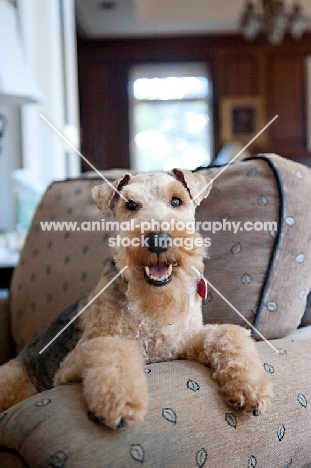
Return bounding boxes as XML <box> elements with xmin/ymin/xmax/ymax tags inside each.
<box><xmin>0</xmin><ymin>339</ymin><xmax>310</xmax><ymax>467</ymax></box>
<box><xmin>253</xmin><ymin>156</ymin><xmax>311</xmax><ymax>338</ymax></box>
<box><xmin>196</xmin><ymin>158</ymin><xmax>278</xmax><ymax>330</ymax></box>
<box><xmin>196</xmin><ymin>154</ymin><xmax>311</xmax><ymax>339</ymax></box>
<box><xmin>10</xmin><ymin>177</ymin><xmax>110</xmax><ymax>351</ymax></box>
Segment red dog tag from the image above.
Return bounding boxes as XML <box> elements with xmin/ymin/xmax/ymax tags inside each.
<box><xmin>197</xmin><ymin>277</ymin><xmax>207</xmax><ymax>300</ymax></box>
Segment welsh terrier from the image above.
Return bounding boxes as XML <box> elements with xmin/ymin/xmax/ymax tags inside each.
<box><xmin>0</xmin><ymin>169</ymin><xmax>273</xmax><ymax>429</ymax></box>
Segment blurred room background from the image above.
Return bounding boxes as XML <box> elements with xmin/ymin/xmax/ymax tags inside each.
<box><xmin>1</xmin><ymin>0</ymin><xmax>311</xmax><ymax>285</ymax></box>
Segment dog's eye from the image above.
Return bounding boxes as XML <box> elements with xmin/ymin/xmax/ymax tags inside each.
<box><xmin>171</xmin><ymin>197</ymin><xmax>182</xmax><ymax>208</ymax></box>
<box><xmin>126</xmin><ymin>200</ymin><xmax>138</xmax><ymax>211</ymax></box>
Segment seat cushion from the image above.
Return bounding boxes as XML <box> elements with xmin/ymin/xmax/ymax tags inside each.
<box><xmin>0</xmin><ymin>339</ymin><xmax>310</xmax><ymax>467</ymax></box>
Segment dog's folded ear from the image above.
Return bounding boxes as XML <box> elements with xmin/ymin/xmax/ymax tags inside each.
<box><xmin>92</xmin><ymin>173</ymin><xmax>132</xmax><ymax>213</ymax></box>
<box><xmin>170</xmin><ymin>168</ymin><xmax>213</xmax><ymax>206</ymax></box>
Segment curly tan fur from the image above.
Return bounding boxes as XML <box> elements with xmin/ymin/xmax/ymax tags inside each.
<box><xmin>0</xmin><ymin>169</ymin><xmax>273</xmax><ymax>427</ymax></box>
<box><xmin>55</xmin><ymin>170</ymin><xmax>273</xmax><ymax>428</ymax></box>
<box><xmin>0</xmin><ymin>360</ymin><xmax>37</xmax><ymax>412</ymax></box>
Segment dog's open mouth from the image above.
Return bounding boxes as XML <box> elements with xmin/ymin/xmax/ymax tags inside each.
<box><xmin>144</xmin><ymin>264</ymin><xmax>173</xmax><ymax>286</ymax></box>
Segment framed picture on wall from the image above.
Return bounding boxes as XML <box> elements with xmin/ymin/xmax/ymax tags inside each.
<box><xmin>220</xmin><ymin>96</ymin><xmax>266</xmax><ymax>145</ymax></box>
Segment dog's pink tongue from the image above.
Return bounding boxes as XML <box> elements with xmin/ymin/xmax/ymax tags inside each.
<box><xmin>149</xmin><ymin>265</ymin><xmax>168</xmax><ymax>278</ymax></box>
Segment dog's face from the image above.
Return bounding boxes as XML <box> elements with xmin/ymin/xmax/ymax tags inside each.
<box><xmin>92</xmin><ymin>169</ymin><xmax>212</xmax><ymax>292</ymax></box>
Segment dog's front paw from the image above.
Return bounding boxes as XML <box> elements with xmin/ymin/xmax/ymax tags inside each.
<box><xmin>221</xmin><ymin>368</ymin><xmax>273</xmax><ymax>415</ymax></box>
<box><xmin>83</xmin><ymin>366</ymin><xmax>148</xmax><ymax>429</ymax></box>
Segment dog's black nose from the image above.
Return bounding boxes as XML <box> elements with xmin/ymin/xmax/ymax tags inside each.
<box><xmin>145</xmin><ymin>232</ymin><xmax>171</xmax><ymax>254</ymax></box>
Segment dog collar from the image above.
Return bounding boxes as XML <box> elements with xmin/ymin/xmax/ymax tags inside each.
<box><xmin>197</xmin><ymin>277</ymin><xmax>208</xmax><ymax>300</ymax></box>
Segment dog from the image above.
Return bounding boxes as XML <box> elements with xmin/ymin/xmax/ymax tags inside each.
<box><xmin>0</xmin><ymin>169</ymin><xmax>273</xmax><ymax>429</ymax></box>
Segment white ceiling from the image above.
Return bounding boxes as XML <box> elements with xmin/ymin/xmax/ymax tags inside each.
<box><xmin>75</xmin><ymin>0</ymin><xmax>311</xmax><ymax>39</ymax></box>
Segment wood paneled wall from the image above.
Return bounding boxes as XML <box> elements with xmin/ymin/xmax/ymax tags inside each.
<box><xmin>78</xmin><ymin>33</ymin><xmax>311</xmax><ymax>170</ymax></box>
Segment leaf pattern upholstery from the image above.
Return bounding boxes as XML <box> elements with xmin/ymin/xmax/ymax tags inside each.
<box><xmin>0</xmin><ymin>341</ymin><xmax>310</xmax><ymax>466</ymax></box>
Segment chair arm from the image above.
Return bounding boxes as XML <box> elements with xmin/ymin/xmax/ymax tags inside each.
<box><xmin>0</xmin><ymin>298</ymin><xmax>15</xmax><ymax>364</ymax></box>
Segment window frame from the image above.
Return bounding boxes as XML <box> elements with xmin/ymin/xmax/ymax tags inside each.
<box><xmin>129</xmin><ymin>62</ymin><xmax>213</xmax><ymax>171</ymax></box>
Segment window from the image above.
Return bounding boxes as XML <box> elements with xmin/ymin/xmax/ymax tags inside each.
<box><xmin>129</xmin><ymin>63</ymin><xmax>212</xmax><ymax>172</ymax></box>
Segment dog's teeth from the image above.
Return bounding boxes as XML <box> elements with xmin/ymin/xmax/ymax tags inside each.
<box><xmin>145</xmin><ymin>264</ymin><xmax>172</xmax><ymax>283</ymax></box>
<box><xmin>149</xmin><ymin>274</ymin><xmax>168</xmax><ymax>281</ymax></box>
<box><xmin>150</xmin><ymin>275</ymin><xmax>163</xmax><ymax>281</ymax></box>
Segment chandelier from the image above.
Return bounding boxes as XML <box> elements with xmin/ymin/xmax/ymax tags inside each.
<box><xmin>240</xmin><ymin>0</ymin><xmax>308</xmax><ymax>45</ymax></box>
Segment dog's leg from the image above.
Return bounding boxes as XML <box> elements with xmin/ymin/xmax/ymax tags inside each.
<box><xmin>0</xmin><ymin>360</ymin><xmax>37</xmax><ymax>412</ymax></box>
<box><xmin>184</xmin><ymin>324</ymin><xmax>273</xmax><ymax>414</ymax></box>
<box><xmin>54</xmin><ymin>336</ymin><xmax>148</xmax><ymax>429</ymax></box>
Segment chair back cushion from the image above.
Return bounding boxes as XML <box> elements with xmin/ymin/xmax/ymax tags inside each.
<box><xmin>10</xmin><ymin>176</ymin><xmax>111</xmax><ymax>351</ymax></box>
<box><xmin>10</xmin><ymin>157</ymin><xmax>311</xmax><ymax>350</ymax></box>
<box><xmin>196</xmin><ymin>154</ymin><xmax>311</xmax><ymax>339</ymax></box>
